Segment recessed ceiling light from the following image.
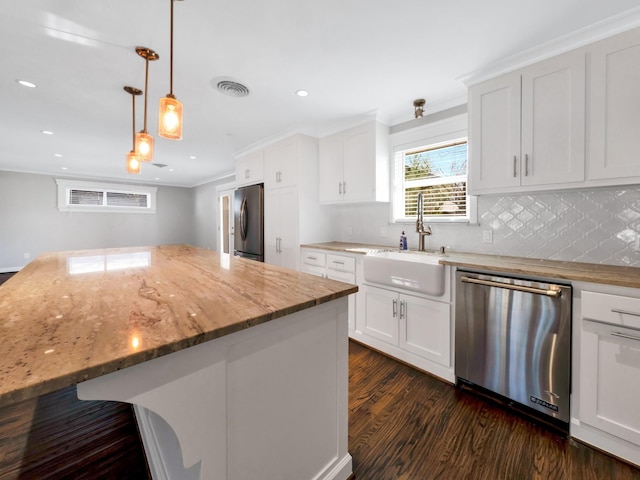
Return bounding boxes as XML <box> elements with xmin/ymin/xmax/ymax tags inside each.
<box><xmin>17</xmin><ymin>80</ymin><xmax>37</xmax><ymax>88</ymax></box>
<box><xmin>54</xmin><ymin>153</ymin><xmax>63</xmax><ymax>157</ymax></box>
<box><xmin>61</xmin><ymin>167</ymin><xmax>68</xmax><ymax>170</ymax></box>
<box><xmin>296</xmin><ymin>90</ymin><xmax>309</xmax><ymax>97</ymax></box>
<box><xmin>169</xmin><ymin>168</ymin><xmax>174</xmax><ymax>172</ymax></box>
<box><xmin>155</xmin><ymin>177</ymin><xmax>160</xmax><ymax>180</ymax></box>
<box><xmin>41</xmin><ymin>130</ymin><xmax>53</xmax><ymax>135</ymax></box>
<box><xmin>189</xmin><ymin>155</ymin><xmax>196</xmax><ymax>159</ymax></box>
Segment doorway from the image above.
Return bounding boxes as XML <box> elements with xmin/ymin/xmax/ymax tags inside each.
<box><xmin>217</xmin><ymin>183</ymin><xmax>235</xmax><ymax>255</ymax></box>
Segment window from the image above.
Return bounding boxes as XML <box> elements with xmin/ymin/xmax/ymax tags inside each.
<box><xmin>393</xmin><ymin>137</ymin><xmax>471</xmax><ymax>223</ymax></box>
<box><xmin>56</xmin><ymin>179</ymin><xmax>157</xmax><ymax>213</ymax></box>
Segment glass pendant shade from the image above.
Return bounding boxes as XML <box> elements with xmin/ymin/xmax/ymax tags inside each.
<box><xmin>135</xmin><ymin>131</ymin><xmax>154</xmax><ymax>162</ymax></box>
<box><xmin>126</xmin><ymin>151</ymin><xmax>141</xmax><ymax>174</ymax></box>
<box><xmin>158</xmin><ymin>95</ymin><xmax>183</xmax><ymax>140</ymax></box>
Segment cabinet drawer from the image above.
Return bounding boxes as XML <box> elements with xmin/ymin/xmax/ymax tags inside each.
<box><xmin>301</xmin><ymin>251</ymin><xmax>326</xmax><ymax>267</ymax></box>
<box><xmin>582</xmin><ymin>291</ymin><xmax>640</xmax><ymax>330</ymax></box>
<box><xmin>327</xmin><ymin>270</ymin><xmax>356</xmax><ymax>285</ymax></box>
<box><xmin>326</xmin><ymin>254</ymin><xmax>356</xmax><ymax>273</ymax></box>
<box><xmin>301</xmin><ymin>263</ymin><xmax>325</xmax><ymax>278</ymax></box>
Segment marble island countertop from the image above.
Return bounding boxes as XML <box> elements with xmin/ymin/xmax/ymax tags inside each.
<box><xmin>0</xmin><ymin>245</ymin><xmax>357</xmax><ymax>407</ymax></box>
<box><xmin>301</xmin><ymin>241</ymin><xmax>640</xmax><ymax>289</ymax></box>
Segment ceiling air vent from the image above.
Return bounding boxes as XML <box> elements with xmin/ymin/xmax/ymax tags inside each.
<box><xmin>152</xmin><ymin>163</ymin><xmax>168</xmax><ymax>168</ymax></box>
<box><xmin>213</xmin><ymin>78</ymin><xmax>250</xmax><ymax>98</ymax></box>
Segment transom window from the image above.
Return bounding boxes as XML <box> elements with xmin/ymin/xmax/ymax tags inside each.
<box><xmin>56</xmin><ymin>179</ymin><xmax>157</xmax><ymax>213</ymax></box>
<box><xmin>393</xmin><ymin>138</ymin><xmax>469</xmax><ymax>223</ymax></box>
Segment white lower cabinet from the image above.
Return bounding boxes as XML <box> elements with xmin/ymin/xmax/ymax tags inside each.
<box><xmin>572</xmin><ymin>286</ymin><xmax>640</xmax><ymax>467</ymax></box>
<box><xmin>300</xmin><ymin>249</ymin><xmax>360</xmax><ymax>332</ymax></box>
<box><xmin>359</xmin><ymin>283</ymin><xmax>453</xmax><ymax>381</ymax></box>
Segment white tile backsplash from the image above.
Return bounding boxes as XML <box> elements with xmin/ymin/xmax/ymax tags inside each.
<box><xmin>335</xmin><ymin>186</ymin><xmax>640</xmax><ymax>267</ymax></box>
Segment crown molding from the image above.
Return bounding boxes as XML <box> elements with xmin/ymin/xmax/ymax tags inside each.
<box><xmin>459</xmin><ymin>6</ymin><xmax>640</xmax><ymax>86</ymax></box>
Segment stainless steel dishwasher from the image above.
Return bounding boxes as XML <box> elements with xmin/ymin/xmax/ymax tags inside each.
<box><xmin>455</xmin><ymin>270</ymin><xmax>572</xmax><ymax>426</ymax></box>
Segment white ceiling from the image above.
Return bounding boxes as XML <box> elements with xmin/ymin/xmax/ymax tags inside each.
<box><xmin>1</xmin><ymin>1</ymin><xmax>639</xmax><ymax>187</ymax></box>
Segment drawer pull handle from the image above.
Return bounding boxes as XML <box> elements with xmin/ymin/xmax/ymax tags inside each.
<box><xmin>611</xmin><ymin>332</ymin><xmax>640</xmax><ymax>342</ymax></box>
<box><xmin>308</xmin><ymin>256</ymin><xmax>317</xmax><ymax>260</ymax></box>
<box><xmin>611</xmin><ymin>308</ymin><xmax>640</xmax><ymax>318</ymax></box>
<box><xmin>332</xmin><ymin>261</ymin><xmax>345</xmax><ymax>265</ymax></box>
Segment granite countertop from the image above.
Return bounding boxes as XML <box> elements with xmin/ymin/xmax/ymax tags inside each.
<box><xmin>302</xmin><ymin>241</ymin><xmax>640</xmax><ymax>289</ymax></box>
<box><xmin>0</xmin><ymin>244</ymin><xmax>356</xmax><ymax>407</ymax></box>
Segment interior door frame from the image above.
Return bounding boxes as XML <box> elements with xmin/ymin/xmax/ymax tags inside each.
<box><xmin>216</xmin><ymin>181</ymin><xmax>236</xmax><ymax>255</ymax></box>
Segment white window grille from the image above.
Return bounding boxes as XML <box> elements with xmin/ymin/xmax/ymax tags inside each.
<box><xmin>56</xmin><ymin>179</ymin><xmax>157</xmax><ymax>213</ymax></box>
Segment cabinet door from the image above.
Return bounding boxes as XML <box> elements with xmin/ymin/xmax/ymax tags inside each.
<box><xmin>399</xmin><ymin>294</ymin><xmax>450</xmax><ymax>367</ymax></box>
<box><xmin>589</xmin><ymin>28</ymin><xmax>640</xmax><ymax>180</ymax></box>
<box><xmin>264</xmin><ymin>137</ymin><xmax>299</xmax><ymax>189</ymax></box>
<box><xmin>326</xmin><ymin>269</ymin><xmax>356</xmax><ymax>331</ymax></box>
<box><xmin>521</xmin><ymin>50</ymin><xmax>585</xmax><ymax>186</ymax></box>
<box><xmin>580</xmin><ymin>320</ymin><xmax>640</xmax><ymax>446</ymax></box>
<box><xmin>362</xmin><ymin>285</ymin><xmax>398</xmax><ymax>345</ymax></box>
<box><xmin>342</xmin><ymin>123</ymin><xmax>374</xmax><ymax>203</ymax></box>
<box><xmin>264</xmin><ymin>187</ymin><xmax>298</xmax><ymax>268</ymax></box>
<box><xmin>468</xmin><ymin>72</ymin><xmax>521</xmax><ymax>193</ymax></box>
<box><xmin>278</xmin><ymin>187</ymin><xmax>299</xmax><ymax>270</ymax></box>
<box><xmin>318</xmin><ymin>133</ymin><xmax>343</xmax><ymax>204</ymax></box>
<box><xmin>235</xmin><ymin>150</ymin><xmax>264</xmax><ymax>187</ymax></box>
<box><xmin>264</xmin><ymin>188</ymin><xmax>280</xmax><ymax>265</ymax></box>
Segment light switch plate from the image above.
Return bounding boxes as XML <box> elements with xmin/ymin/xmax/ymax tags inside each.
<box><xmin>483</xmin><ymin>230</ymin><xmax>493</xmax><ymax>244</ymax></box>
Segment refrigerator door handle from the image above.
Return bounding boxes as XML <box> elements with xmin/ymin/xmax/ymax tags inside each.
<box><xmin>240</xmin><ymin>197</ymin><xmax>248</xmax><ymax>241</ymax></box>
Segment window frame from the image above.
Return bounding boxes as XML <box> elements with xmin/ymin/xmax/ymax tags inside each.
<box><xmin>55</xmin><ymin>179</ymin><xmax>157</xmax><ymax>214</ymax></box>
<box><xmin>390</xmin><ymin>115</ymin><xmax>476</xmax><ymax>225</ymax></box>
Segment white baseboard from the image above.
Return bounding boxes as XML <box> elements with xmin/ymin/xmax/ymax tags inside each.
<box><xmin>0</xmin><ymin>267</ymin><xmax>22</xmax><ymax>273</ymax></box>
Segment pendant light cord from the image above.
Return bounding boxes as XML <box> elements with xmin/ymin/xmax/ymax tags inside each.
<box><xmin>144</xmin><ymin>56</ymin><xmax>149</xmax><ymax>132</ymax></box>
<box><xmin>169</xmin><ymin>0</ymin><xmax>174</xmax><ymax>96</ymax></box>
<box><xmin>131</xmin><ymin>92</ymin><xmax>136</xmax><ymax>149</ymax></box>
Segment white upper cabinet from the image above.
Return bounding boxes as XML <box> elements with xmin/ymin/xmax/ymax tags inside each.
<box><xmin>235</xmin><ymin>150</ymin><xmax>264</xmax><ymax>187</ymax></box>
<box><xmin>469</xmin><ymin>49</ymin><xmax>586</xmax><ymax>194</ymax></box>
<box><xmin>264</xmin><ymin>136</ymin><xmax>299</xmax><ymax>190</ymax></box>
<box><xmin>469</xmin><ymin>72</ymin><xmax>521</xmax><ymax>192</ymax></box>
<box><xmin>588</xmin><ymin>28</ymin><xmax>640</xmax><ymax>181</ymax></box>
<box><xmin>521</xmin><ymin>52</ymin><xmax>586</xmax><ymax>186</ymax></box>
<box><xmin>319</xmin><ymin>121</ymin><xmax>389</xmax><ymax>204</ymax></box>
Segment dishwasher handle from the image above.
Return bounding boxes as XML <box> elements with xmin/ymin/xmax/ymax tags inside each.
<box><xmin>460</xmin><ymin>275</ymin><xmax>562</xmax><ymax>298</ymax></box>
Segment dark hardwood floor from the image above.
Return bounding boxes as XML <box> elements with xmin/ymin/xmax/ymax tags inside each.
<box><xmin>0</xmin><ymin>387</ymin><xmax>150</xmax><ymax>480</ymax></box>
<box><xmin>0</xmin><ymin>273</ymin><xmax>16</xmax><ymax>287</ymax></box>
<box><xmin>349</xmin><ymin>340</ymin><xmax>640</xmax><ymax>480</ymax></box>
<box><xmin>1</xmin><ymin>323</ymin><xmax>638</xmax><ymax>479</ymax></box>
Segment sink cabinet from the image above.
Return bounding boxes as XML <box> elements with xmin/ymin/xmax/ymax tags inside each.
<box><xmin>361</xmin><ymin>285</ymin><xmax>451</xmax><ymax>369</ymax></box>
<box><xmin>353</xmin><ymin>266</ymin><xmax>454</xmax><ymax>383</ymax></box>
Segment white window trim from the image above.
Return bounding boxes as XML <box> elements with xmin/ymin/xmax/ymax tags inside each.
<box><xmin>55</xmin><ymin>179</ymin><xmax>157</xmax><ymax>214</ymax></box>
<box><xmin>389</xmin><ymin>114</ymin><xmax>478</xmax><ymax>225</ymax></box>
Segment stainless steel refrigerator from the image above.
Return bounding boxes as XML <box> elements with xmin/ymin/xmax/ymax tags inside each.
<box><xmin>234</xmin><ymin>183</ymin><xmax>264</xmax><ymax>262</ymax></box>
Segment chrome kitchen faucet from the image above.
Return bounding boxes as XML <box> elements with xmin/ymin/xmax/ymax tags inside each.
<box><xmin>416</xmin><ymin>192</ymin><xmax>432</xmax><ymax>251</ymax></box>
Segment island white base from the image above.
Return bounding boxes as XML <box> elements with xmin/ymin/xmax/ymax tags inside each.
<box><xmin>77</xmin><ymin>298</ymin><xmax>352</xmax><ymax>480</ymax></box>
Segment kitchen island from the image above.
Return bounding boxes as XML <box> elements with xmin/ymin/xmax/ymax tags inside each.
<box><xmin>0</xmin><ymin>245</ymin><xmax>356</xmax><ymax>480</ymax></box>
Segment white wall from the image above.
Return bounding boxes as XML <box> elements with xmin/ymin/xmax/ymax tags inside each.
<box><xmin>333</xmin><ymin>114</ymin><xmax>640</xmax><ymax>268</ymax></box>
<box><xmin>0</xmin><ymin>171</ymin><xmax>195</xmax><ymax>271</ymax></box>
